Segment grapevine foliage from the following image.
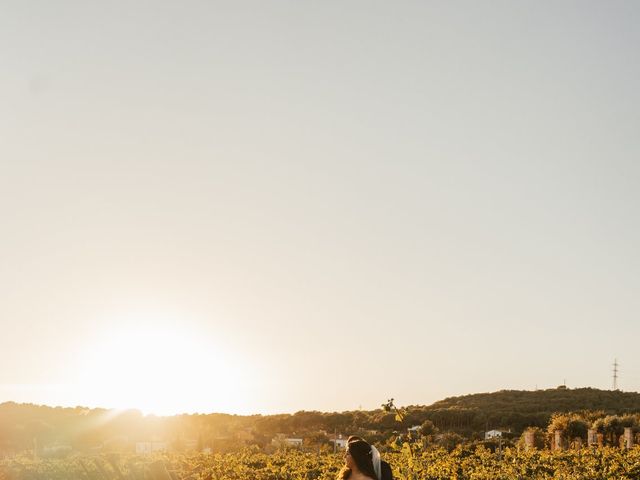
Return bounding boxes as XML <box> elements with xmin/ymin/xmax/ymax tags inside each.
<box><xmin>2</xmin><ymin>447</ymin><xmax>640</xmax><ymax>480</ymax></box>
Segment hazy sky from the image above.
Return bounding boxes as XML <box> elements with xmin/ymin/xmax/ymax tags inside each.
<box><xmin>1</xmin><ymin>1</ymin><xmax>639</xmax><ymax>416</ymax></box>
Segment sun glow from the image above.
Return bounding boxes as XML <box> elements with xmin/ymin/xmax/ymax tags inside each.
<box><xmin>76</xmin><ymin>313</ymin><xmax>253</xmax><ymax>415</ymax></box>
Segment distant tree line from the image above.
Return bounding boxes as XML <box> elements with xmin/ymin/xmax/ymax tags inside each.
<box><xmin>1</xmin><ymin>387</ymin><xmax>640</xmax><ymax>454</ymax></box>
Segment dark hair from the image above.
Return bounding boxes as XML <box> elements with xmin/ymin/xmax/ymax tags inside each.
<box><xmin>380</xmin><ymin>461</ymin><xmax>393</xmax><ymax>480</ymax></box>
<box><xmin>338</xmin><ymin>436</ymin><xmax>393</xmax><ymax>480</ymax></box>
<box><xmin>337</xmin><ymin>437</ymin><xmax>393</xmax><ymax>480</ymax></box>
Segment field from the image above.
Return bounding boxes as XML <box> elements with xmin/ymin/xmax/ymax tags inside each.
<box><xmin>2</xmin><ymin>446</ymin><xmax>640</xmax><ymax>480</ymax></box>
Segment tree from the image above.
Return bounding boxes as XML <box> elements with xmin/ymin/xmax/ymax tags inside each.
<box><xmin>518</xmin><ymin>427</ymin><xmax>546</xmax><ymax>449</ymax></box>
<box><xmin>546</xmin><ymin>413</ymin><xmax>570</xmax><ymax>441</ymax></box>
<box><xmin>437</xmin><ymin>432</ymin><xmax>464</xmax><ymax>452</ymax></box>
<box><xmin>547</xmin><ymin>413</ymin><xmax>588</xmax><ymax>447</ymax></box>
<box><xmin>419</xmin><ymin>420</ymin><xmax>439</xmax><ymax>445</ymax></box>
<box><xmin>602</xmin><ymin>415</ymin><xmax>624</xmax><ymax>445</ymax></box>
<box><xmin>565</xmin><ymin>418</ymin><xmax>588</xmax><ymax>447</ymax></box>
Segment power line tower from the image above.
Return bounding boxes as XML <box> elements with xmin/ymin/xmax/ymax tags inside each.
<box><xmin>613</xmin><ymin>358</ymin><xmax>619</xmax><ymax>391</ymax></box>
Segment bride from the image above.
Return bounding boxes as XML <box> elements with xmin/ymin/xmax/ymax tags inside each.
<box><xmin>337</xmin><ymin>436</ymin><xmax>393</xmax><ymax>480</ymax></box>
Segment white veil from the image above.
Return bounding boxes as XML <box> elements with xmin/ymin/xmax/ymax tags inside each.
<box><xmin>370</xmin><ymin>445</ymin><xmax>381</xmax><ymax>480</ymax></box>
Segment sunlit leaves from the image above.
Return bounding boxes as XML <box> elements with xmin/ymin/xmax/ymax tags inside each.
<box><xmin>3</xmin><ymin>446</ymin><xmax>640</xmax><ymax>480</ymax></box>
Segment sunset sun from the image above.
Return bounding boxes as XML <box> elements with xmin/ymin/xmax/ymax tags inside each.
<box><xmin>77</xmin><ymin>316</ymin><xmax>250</xmax><ymax>415</ymax></box>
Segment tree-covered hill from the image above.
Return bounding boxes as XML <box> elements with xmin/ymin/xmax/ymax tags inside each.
<box><xmin>1</xmin><ymin>387</ymin><xmax>639</xmax><ymax>453</ymax></box>
<box><xmin>403</xmin><ymin>387</ymin><xmax>640</xmax><ymax>434</ymax></box>
<box><xmin>430</xmin><ymin>387</ymin><xmax>640</xmax><ymax>412</ymax></box>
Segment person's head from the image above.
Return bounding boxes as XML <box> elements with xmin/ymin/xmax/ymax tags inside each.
<box><xmin>345</xmin><ymin>436</ymin><xmax>393</xmax><ymax>480</ymax></box>
<box><xmin>343</xmin><ymin>438</ymin><xmax>377</xmax><ymax>480</ymax></box>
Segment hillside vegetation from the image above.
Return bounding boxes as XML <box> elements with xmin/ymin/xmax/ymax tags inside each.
<box><xmin>1</xmin><ymin>387</ymin><xmax>639</xmax><ymax>453</ymax></box>
<box><xmin>410</xmin><ymin>387</ymin><xmax>640</xmax><ymax>433</ymax></box>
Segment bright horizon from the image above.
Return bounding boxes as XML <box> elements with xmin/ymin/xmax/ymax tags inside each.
<box><xmin>2</xmin><ymin>1</ymin><xmax>640</xmax><ymax>417</ymax></box>
<box><xmin>0</xmin><ymin>384</ymin><xmax>629</xmax><ymax>418</ymax></box>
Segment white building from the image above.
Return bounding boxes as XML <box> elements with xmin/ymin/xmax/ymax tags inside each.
<box><xmin>484</xmin><ymin>430</ymin><xmax>503</xmax><ymax>440</ymax></box>
<box><xmin>284</xmin><ymin>438</ymin><xmax>303</xmax><ymax>447</ymax></box>
<box><xmin>272</xmin><ymin>434</ymin><xmax>304</xmax><ymax>448</ymax></box>
<box><xmin>331</xmin><ymin>436</ymin><xmax>348</xmax><ymax>449</ymax></box>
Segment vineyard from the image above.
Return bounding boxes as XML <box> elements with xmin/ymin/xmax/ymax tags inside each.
<box><xmin>2</xmin><ymin>446</ymin><xmax>640</xmax><ymax>480</ymax></box>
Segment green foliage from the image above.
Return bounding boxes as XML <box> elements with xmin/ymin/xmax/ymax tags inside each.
<box><xmin>423</xmin><ymin>388</ymin><xmax>640</xmax><ymax>434</ymax></box>
<box><xmin>547</xmin><ymin>413</ymin><xmax>588</xmax><ymax>443</ymax></box>
<box><xmin>3</xmin><ymin>447</ymin><xmax>640</xmax><ymax>480</ymax></box>
<box><xmin>518</xmin><ymin>427</ymin><xmax>547</xmax><ymax>449</ymax></box>
<box><xmin>2</xmin><ymin>388</ymin><xmax>640</xmax><ymax>456</ymax></box>
<box><xmin>436</xmin><ymin>432</ymin><xmax>465</xmax><ymax>452</ymax></box>
<box><xmin>420</xmin><ymin>420</ymin><xmax>438</xmax><ymax>438</ymax></box>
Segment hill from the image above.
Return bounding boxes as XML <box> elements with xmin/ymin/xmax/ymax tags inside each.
<box><xmin>430</xmin><ymin>387</ymin><xmax>640</xmax><ymax>412</ymax></box>
<box><xmin>403</xmin><ymin>387</ymin><xmax>640</xmax><ymax>433</ymax></box>
<box><xmin>1</xmin><ymin>387</ymin><xmax>639</xmax><ymax>453</ymax></box>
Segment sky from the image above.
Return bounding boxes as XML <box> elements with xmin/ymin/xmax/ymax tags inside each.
<box><xmin>1</xmin><ymin>1</ymin><xmax>639</xmax><ymax>416</ymax></box>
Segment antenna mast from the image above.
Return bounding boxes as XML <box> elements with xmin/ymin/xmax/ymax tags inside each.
<box><xmin>613</xmin><ymin>358</ymin><xmax>619</xmax><ymax>391</ymax></box>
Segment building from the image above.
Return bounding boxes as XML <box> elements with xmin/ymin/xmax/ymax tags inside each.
<box><xmin>284</xmin><ymin>438</ymin><xmax>303</xmax><ymax>447</ymax></box>
<box><xmin>484</xmin><ymin>430</ymin><xmax>503</xmax><ymax>440</ymax></box>
<box><xmin>330</xmin><ymin>435</ymin><xmax>348</xmax><ymax>449</ymax></box>
<box><xmin>272</xmin><ymin>434</ymin><xmax>304</xmax><ymax>448</ymax></box>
